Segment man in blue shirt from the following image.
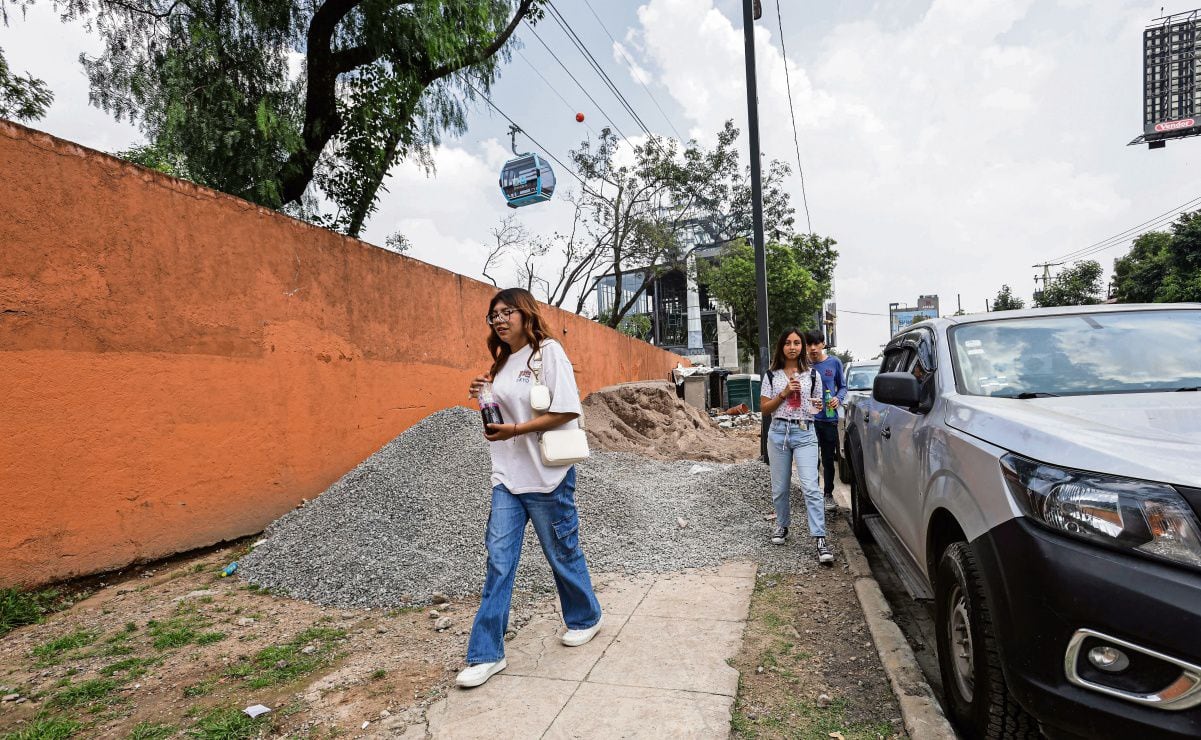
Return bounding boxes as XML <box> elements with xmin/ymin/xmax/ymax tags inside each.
<box><xmin>804</xmin><ymin>330</ymin><xmax>847</xmax><ymax>500</ymax></box>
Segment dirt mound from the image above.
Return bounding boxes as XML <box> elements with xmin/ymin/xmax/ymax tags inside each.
<box><xmin>583</xmin><ymin>381</ymin><xmax>759</xmax><ymax>462</ymax></box>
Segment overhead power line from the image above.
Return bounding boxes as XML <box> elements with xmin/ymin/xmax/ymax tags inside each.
<box><xmin>514</xmin><ymin>47</ymin><xmax>597</xmax><ymax>137</ymax></box>
<box><xmin>1049</xmin><ymin>194</ymin><xmax>1201</xmax><ymax>263</ymax></box>
<box><xmin>578</xmin><ymin>0</ymin><xmax>686</xmax><ymax>142</ymax></box>
<box><xmin>775</xmin><ymin>0</ymin><xmax>813</xmax><ymax>234</ymax></box>
<box><xmin>545</xmin><ymin>1</ymin><xmax>666</xmax><ymax>155</ymax></box>
<box><xmin>524</xmin><ymin>20</ymin><xmax>634</xmax><ymax>150</ymax></box>
<box><xmin>458</xmin><ymin>74</ymin><xmax>599</xmax><ymax>198</ymax></box>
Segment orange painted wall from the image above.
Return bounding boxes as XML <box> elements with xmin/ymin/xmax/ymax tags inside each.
<box><xmin>0</xmin><ymin>122</ymin><xmax>685</xmax><ymax>588</ymax></box>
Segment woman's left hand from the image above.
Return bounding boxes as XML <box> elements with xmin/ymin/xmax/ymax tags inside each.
<box><xmin>484</xmin><ymin>423</ymin><xmax>521</xmax><ymax>442</ymax></box>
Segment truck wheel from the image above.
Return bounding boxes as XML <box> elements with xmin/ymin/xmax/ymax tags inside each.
<box><xmin>838</xmin><ymin>451</ymin><xmax>852</xmax><ymax>484</ymax></box>
<box><xmin>849</xmin><ymin>444</ymin><xmax>875</xmax><ymax>541</ymax></box>
<box><xmin>935</xmin><ymin>542</ymin><xmax>1040</xmax><ymax>739</ymax></box>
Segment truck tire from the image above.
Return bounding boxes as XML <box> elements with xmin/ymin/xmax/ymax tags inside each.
<box><xmin>935</xmin><ymin>542</ymin><xmax>1040</xmax><ymax>740</ymax></box>
<box><xmin>838</xmin><ymin>450</ymin><xmax>852</xmax><ymax>484</ymax></box>
<box><xmin>848</xmin><ymin>440</ymin><xmax>875</xmax><ymax>542</ymax></box>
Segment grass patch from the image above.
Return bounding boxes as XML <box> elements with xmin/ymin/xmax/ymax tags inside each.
<box><xmin>369</xmin><ymin>669</ymin><xmax>387</xmax><ymax>681</ymax></box>
<box><xmin>31</xmin><ymin>630</ymin><xmax>101</xmax><ymax>665</ymax></box>
<box><xmin>0</xmin><ymin>589</ymin><xmax>75</xmax><ymax>639</ymax></box>
<box><xmin>0</xmin><ymin>713</ymin><xmax>82</xmax><ymax>740</ymax></box>
<box><xmin>99</xmin><ymin>656</ymin><xmax>158</xmax><ymax>679</ymax></box>
<box><xmin>48</xmin><ymin>678</ymin><xmax>121</xmax><ymax>709</ymax></box>
<box><xmin>128</xmin><ymin>722</ymin><xmax>176</xmax><ymax>740</ymax></box>
<box><xmin>224</xmin><ymin>626</ymin><xmax>345</xmax><ymax>689</ymax></box>
<box><xmin>145</xmin><ymin>612</ymin><xmax>224</xmax><ymax>650</ymax></box>
<box><xmin>183</xmin><ymin>678</ymin><xmax>217</xmax><ymax>697</ymax></box>
<box><xmin>185</xmin><ymin>706</ymin><xmax>268</xmax><ymax>739</ymax></box>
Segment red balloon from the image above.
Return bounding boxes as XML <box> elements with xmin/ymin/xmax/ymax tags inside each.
<box><xmin>575</xmin><ymin>112</ymin><xmax>585</xmax><ymax>123</ymax></box>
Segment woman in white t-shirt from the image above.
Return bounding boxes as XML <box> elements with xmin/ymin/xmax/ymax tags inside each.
<box><xmin>455</xmin><ymin>288</ymin><xmax>604</xmax><ymax>689</ymax></box>
<box><xmin>759</xmin><ymin>328</ymin><xmax>834</xmax><ymax>565</ymax></box>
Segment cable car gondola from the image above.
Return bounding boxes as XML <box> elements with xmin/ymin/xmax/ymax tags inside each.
<box><xmin>499</xmin><ymin>125</ymin><xmax>556</xmax><ymax>208</ymax></box>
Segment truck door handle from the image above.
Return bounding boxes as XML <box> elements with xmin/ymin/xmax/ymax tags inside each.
<box><xmin>881</xmin><ymin>427</ymin><xmax>891</xmax><ymax>439</ymax></box>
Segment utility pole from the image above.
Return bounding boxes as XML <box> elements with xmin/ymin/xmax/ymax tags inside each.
<box><xmin>742</xmin><ymin>0</ymin><xmax>770</xmax><ymax>460</ymax></box>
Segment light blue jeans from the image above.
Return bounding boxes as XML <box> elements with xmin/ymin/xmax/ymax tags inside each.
<box><xmin>466</xmin><ymin>467</ymin><xmax>602</xmax><ymax>664</ymax></box>
<box><xmin>767</xmin><ymin>419</ymin><xmax>825</xmax><ymax>537</ymax></box>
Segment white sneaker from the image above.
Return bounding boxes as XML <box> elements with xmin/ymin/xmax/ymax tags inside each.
<box><xmin>561</xmin><ymin>615</ymin><xmax>604</xmax><ymax>647</ymax></box>
<box><xmin>455</xmin><ymin>658</ymin><xmax>507</xmax><ymax>688</ymax></box>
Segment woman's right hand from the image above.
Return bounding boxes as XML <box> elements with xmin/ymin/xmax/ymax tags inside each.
<box><xmin>467</xmin><ymin>374</ymin><xmax>492</xmax><ymax>399</ymax></box>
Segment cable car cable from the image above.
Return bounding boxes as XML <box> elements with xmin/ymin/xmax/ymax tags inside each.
<box><xmin>775</xmin><ymin>0</ymin><xmax>813</xmax><ymax>234</ymax></box>
<box><xmin>459</xmin><ymin>74</ymin><xmax>603</xmax><ymax>200</ymax></box>
<box><xmin>514</xmin><ymin>46</ymin><xmax>598</xmax><ymax>137</ymax></box>
<box><xmin>545</xmin><ymin>2</ymin><xmax>665</xmax><ymax>154</ymax></box>
<box><xmin>578</xmin><ymin>0</ymin><xmax>686</xmax><ymax>142</ymax></box>
<box><xmin>524</xmin><ymin>20</ymin><xmax>636</xmax><ymax>149</ymax></box>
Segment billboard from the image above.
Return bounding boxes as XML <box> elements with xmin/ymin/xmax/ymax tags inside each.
<box><xmin>889</xmin><ymin>307</ymin><xmax>939</xmax><ymax>337</ymax></box>
<box><xmin>1131</xmin><ymin>10</ymin><xmax>1201</xmax><ymax>148</ymax></box>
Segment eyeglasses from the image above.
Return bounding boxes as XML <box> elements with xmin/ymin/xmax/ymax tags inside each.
<box><xmin>486</xmin><ymin>308</ymin><xmax>519</xmax><ymax>326</ymax></box>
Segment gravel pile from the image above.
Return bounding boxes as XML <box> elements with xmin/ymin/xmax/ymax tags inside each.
<box><xmin>241</xmin><ymin>407</ymin><xmax>828</xmax><ymax>608</ymax></box>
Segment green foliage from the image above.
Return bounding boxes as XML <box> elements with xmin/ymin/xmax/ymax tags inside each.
<box><xmin>992</xmin><ymin>284</ymin><xmax>1025</xmax><ymax>311</ymax></box>
<box><xmin>832</xmin><ymin>348</ymin><xmax>853</xmax><ymax>364</ymax></box>
<box><xmin>596</xmin><ymin>309</ymin><xmax>651</xmax><ymax>339</ymax></box>
<box><xmin>32</xmin><ymin>630</ymin><xmax>100</xmax><ymax>664</ymax></box>
<box><xmin>185</xmin><ymin>706</ymin><xmax>267</xmax><ymax>739</ymax></box>
<box><xmin>1113</xmin><ymin>211</ymin><xmax>1201</xmax><ymax>303</ymax></box>
<box><xmin>112</xmin><ymin>142</ymin><xmax>190</xmax><ymax>180</ymax></box>
<box><xmin>49</xmin><ymin>678</ymin><xmax>121</xmax><ymax>709</ymax></box>
<box><xmin>1034</xmin><ymin>260</ymin><xmax>1104</xmax><ymax>308</ymax></box>
<box><xmin>0</xmin><ymin>43</ymin><xmax>53</xmax><ymax>122</ymax></box>
<box><xmin>128</xmin><ymin>722</ymin><xmax>177</xmax><ymax>740</ymax></box>
<box><xmin>700</xmin><ymin>239</ymin><xmax>823</xmax><ymax>366</ymax></box>
<box><xmin>49</xmin><ymin>0</ymin><xmax>544</xmax><ymax>235</ymax></box>
<box><xmin>146</xmin><ymin>610</ymin><xmax>225</xmax><ymax>650</ymax></box>
<box><xmin>0</xmin><ymin>588</ymin><xmax>73</xmax><ymax>638</ymax></box>
<box><xmin>223</xmin><ymin>625</ymin><xmax>345</xmax><ymax>688</ymax></box>
<box><xmin>0</xmin><ymin>714</ymin><xmax>82</xmax><ymax>740</ymax></box>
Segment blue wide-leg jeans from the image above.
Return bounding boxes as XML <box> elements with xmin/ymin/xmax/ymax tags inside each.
<box><xmin>466</xmin><ymin>467</ymin><xmax>602</xmax><ymax>664</ymax></box>
<box><xmin>766</xmin><ymin>419</ymin><xmax>825</xmax><ymax>537</ymax></box>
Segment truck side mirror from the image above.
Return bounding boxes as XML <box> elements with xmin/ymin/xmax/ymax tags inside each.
<box><xmin>873</xmin><ymin>372</ymin><xmax>921</xmax><ymax>408</ymax></box>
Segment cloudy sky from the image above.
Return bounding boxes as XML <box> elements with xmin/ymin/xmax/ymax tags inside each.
<box><xmin>4</xmin><ymin>0</ymin><xmax>1199</xmax><ymax>358</ymax></box>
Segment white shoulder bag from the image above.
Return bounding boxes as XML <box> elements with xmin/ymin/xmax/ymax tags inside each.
<box><xmin>530</xmin><ymin>345</ymin><xmax>590</xmax><ymax>467</ymax></box>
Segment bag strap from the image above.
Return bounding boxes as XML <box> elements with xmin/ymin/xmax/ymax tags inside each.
<box><xmin>529</xmin><ymin>343</ymin><xmax>586</xmax><ymax>430</ymax></box>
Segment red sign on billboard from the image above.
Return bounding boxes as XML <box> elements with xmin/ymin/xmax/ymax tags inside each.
<box><xmin>1155</xmin><ymin>118</ymin><xmax>1197</xmax><ymax>133</ymax></box>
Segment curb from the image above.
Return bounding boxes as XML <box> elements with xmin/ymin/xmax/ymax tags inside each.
<box><xmin>832</xmin><ymin>483</ymin><xmax>959</xmax><ymax>740</ymax></box>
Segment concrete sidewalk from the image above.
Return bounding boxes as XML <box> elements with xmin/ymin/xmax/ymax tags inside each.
<box><xmin>415</xmin><ymin>562</ymin><xmax>757</xmax><ymax>739</ymax></box>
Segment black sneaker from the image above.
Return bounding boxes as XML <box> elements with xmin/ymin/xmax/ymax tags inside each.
<box><xmin>816</xmin><ymin>537</ymin><xmax>834</xmax><ymax>565</ymax></box>
<box><xmin>771</xmin><ymin>526</ymin><xmax>788</xmax><ymax>545</ymax></box>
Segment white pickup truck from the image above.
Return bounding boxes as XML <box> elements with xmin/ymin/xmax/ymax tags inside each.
<box><xmin>842</xmin><ymin>304</ymin><xmax>1201</xmax><ymax>740</ymax></box>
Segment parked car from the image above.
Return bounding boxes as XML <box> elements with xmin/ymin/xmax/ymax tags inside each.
<box><xmin>838</xmin><ymin>360</ymin><xmax>881</xmax><ymax>483</ymax></box>
<box><xmin>843</xmin><ymin>304</ymin><xmax>1201</xmax><ymax>740</ymax></box>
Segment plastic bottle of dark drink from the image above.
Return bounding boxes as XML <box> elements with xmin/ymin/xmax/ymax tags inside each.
<box><xmin>478</xmin><ymin>382</ymin><xmax>505</xmax><ymax>428</ymax></box>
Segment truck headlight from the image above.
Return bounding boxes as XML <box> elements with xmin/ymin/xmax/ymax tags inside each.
<box><xmin>1001</xmin><ymin>453</ymin><xmax>1201</xmax><ymax>571</ymax></box>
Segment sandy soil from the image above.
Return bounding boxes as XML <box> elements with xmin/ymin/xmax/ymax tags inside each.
<box><xmin>583</xmin><ymin>381</ymin><xmax>761</xmax><ymax>462</ymax></box>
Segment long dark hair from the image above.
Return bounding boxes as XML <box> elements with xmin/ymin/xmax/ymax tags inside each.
<box><xmin>768</xmin><ymin>327</ymin><xmax>810</xmax><ymax>373</ymax></box>
<box><xmin>487</xmin><ymin>288</ymin><xmax>551</xmax><ymax>379</ymax></box>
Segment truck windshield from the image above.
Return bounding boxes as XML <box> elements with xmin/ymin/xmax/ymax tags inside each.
<box><xmin>951</xmin><ymin>309</ymin><xmax>1201</xmax><ymax>397</ymax></box>
<box><xmin>846</xmin><ymin>366</ymin><xmax>879</xmax><ymax>390</ymax></box>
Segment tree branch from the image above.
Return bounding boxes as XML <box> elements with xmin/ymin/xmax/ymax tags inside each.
<box><xmin>421</xmin><ymin>0</ymin><xmax>539</xmax><ymax>83</ymax></box>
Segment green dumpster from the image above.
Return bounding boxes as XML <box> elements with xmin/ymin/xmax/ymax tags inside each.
<box><xmin>725</xmin><ymin>373</ymin><xmax>761</xmax><ymax>412</ymax></box>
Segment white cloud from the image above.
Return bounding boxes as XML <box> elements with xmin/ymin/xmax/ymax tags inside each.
<box><xmin>628</xmin><ymin>0</ymin><xmax>1185</xmax><ymax>358</ymax></box>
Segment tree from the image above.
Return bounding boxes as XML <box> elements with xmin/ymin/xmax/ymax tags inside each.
<box><xmin>113</xmin><ymin>142</ymin><xmax>189</xmax><ymax>179</ymax></box>
<box><xmin>0</xmin><ymin>47</ymin><xmax>52</xmax><ymax>122</ymax></box>
<box><xmin>832</xmin><ymin>348</ymin><xmax>854</xmax><ymax>364</ymax></box>
<box><xmin>1033</xmin><ymin>260</ymin><xmax>1104</xmax><ymax>308</ymax></box>
<box><xmin>40</xmin><ymin>0</ymin><xmax>543</xmax><ymax>236</ymax></box>
<box><xmin>992</xmin><ymin>284</ymin><xmax>1025</xmax><ymax>311</ymax></box>
<box><xmin>1113</xmin><ymin>211</ymin><xmax>1201</xmax><ymax>303</ymax></box>
<box><xmin>699</xmin><ymin>239</ymin><xmax>822</xmax><ymax>364</ymax></box>
<box><xmin>483</xmin><ymin>120</ymin><xmax>801</xmax><ymax>326</ymax></box>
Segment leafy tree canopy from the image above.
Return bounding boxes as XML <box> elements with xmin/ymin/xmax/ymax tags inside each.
<box><xmin>1034</xmin><ymin>260</ymin><xmax>1104</xmax><ymax>308</ymax></box>
<box><xmin>1113</xmin><ymin>211</ymin><xmax>1201</xmax><ymax>304</ymax></box>
<box><xmin>0</xmin><ymin>46</ymin><xmax>52</xmax><ymax>121</ymax></box>
<box><xmin>22</xmin><ymin>0</ymin><xmax>543</xmax><ymax>235</ymax></box>
<box><xmin>992</xmin><ymin>284</ymin><xmax>1025</xmax><ymax>311</ymax></box>
<box><xmin>699</xmin><ymin>238</ymin><xmax>823</xmax><ymax>366</ymax></box>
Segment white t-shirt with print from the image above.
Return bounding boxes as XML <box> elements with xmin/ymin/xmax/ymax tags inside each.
<box><xmin>760</xmin><ymin>368</ymin><xmax>821</xmax><ymax>422</ymax></box>
<box><xmin>488</xmin><ymin>339</ymin><xmax>583</xmax><ymax>494</ymax></box>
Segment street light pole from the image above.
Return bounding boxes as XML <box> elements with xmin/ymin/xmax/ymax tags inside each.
<box><xmin>742</xmin><ymin>0</ymin><xmax>771</xmax><ymax>462</ymax></box>
<box><xmin>742</xmin><ymin>0</ymin><xmax>770</xmax><ymax>378</ymax></box>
